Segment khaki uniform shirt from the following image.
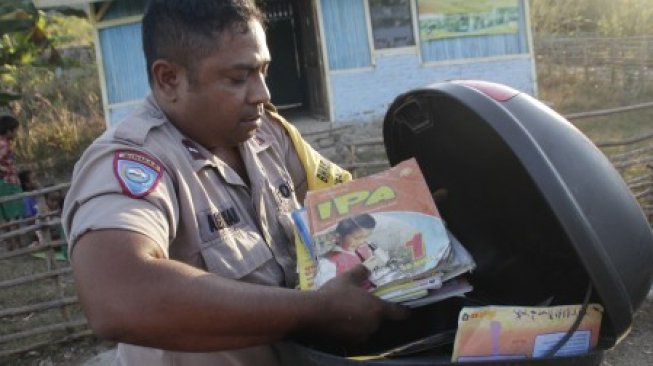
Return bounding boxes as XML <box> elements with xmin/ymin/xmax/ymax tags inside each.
<box><xmin>63</xmin><ymin>95</ymin><xmax>309</xmax><ymax>365</ymax></box>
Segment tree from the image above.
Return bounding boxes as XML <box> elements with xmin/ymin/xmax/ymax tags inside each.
<box><xmin>0</xmin><ymin>0</ymin><xmax>84</xmax><ymax>107</ymax></box>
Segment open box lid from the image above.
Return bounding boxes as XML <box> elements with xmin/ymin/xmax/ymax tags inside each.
<box><xmin>382</xmin><ymin>80</ymin><xmax>653</xmax><ymax>347</ymax></box>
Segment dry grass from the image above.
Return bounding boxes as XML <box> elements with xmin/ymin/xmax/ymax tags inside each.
<box><xmin>0</xmin><ymin>249</ymin><xmax>86</xmax><ymax>358</ymax></box>
<box><xmin>1</xmin><ymin>40</ymin><xmax>107</xmax><ymax>363</ymax></box>
<box><xmin>8</xmin><ymin>63</ymin><xmax>105</xmax><ymax>184</ymax></box>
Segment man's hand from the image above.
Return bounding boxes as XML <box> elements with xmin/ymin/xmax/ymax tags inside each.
<box><xmin>72</xmin><ymin>230</ymin><xmax>406</xmax><ymax>351</ymax></box>
<box><xmin>311</xmin><ymin>264</ymin><xmax>410</xmax><ymax>343</ymax></box>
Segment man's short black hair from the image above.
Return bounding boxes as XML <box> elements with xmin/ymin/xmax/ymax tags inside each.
<box><xmin>0</xmin><ymin>115</ymin><xmax>19</xmax><ymax>135</ymax></box>
<box><xmin>142</xmin><ymin>0</ymin><xmax>265</xmax><ymax>86</ymax></box>
<box><xmin>336</xmin><ymin>214</ymin><xmax>376</xmax><ymax>238</ymax></box>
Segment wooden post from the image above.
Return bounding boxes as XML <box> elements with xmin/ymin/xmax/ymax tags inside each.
<box><xmin>583</xmin><ymin>44</ymin><xmax>589</xmax><ymax>81</ymax></box>
<box><xmin>641</xmin><ymin>38</ymin><xmax>648</xmax><ymax>89</ymax></box>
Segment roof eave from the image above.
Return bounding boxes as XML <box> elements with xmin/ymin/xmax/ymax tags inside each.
<box><xmin>32</xmin><ymin>0</ymin><xmax>97</xmax><ymax>9</ymax></box>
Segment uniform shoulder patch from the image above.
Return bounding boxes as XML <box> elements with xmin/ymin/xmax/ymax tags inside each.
<box><xmin>113</xmin><ymin>150</ymin><xmax>164</xmax><ymax>198</ymax></box>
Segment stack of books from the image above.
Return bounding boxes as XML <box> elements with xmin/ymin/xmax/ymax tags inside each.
<box><xmin>292</xmin><ymin>158</ymin><xmax>475</xmax><ymax>307</ymax></box>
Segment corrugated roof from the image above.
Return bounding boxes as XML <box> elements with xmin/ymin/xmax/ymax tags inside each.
<box><xmin>32</xmin><ymin>0</ymin><xmax>96</xmax><ymax>8</ymax></box>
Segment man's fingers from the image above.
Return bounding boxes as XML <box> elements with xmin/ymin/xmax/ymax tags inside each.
<box><xmin>338</xmin><ymin>265</ymin><xmax>410</xmax><ymax>321</ymax></box>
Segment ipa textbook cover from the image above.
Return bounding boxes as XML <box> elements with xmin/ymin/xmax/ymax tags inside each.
<box><xmin>294</xmin><ymin>158</ymin><xmax>475</xmax><ymax>304</ymax></box>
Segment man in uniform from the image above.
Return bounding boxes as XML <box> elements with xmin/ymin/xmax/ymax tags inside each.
<box><xmin>62</xmin><ymin>0</ymin><xmax>408</xmax><ymax>365</ymax></box>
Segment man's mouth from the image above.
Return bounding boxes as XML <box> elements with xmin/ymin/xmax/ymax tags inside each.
<box><xmin>241</xmin><ymin>114</ymin><xmax>261</xmax><ymax>123</ymax></box>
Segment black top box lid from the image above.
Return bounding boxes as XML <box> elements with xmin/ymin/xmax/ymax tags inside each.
<box><xmin>383</xmin><ymin>80</ymin><xmax>653</xmax><ymax>347</ymax></box>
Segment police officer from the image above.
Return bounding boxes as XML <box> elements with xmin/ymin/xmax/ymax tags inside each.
<box><xmin>63</xmin><ymin>1</ymin><xmax>408</xmax><ymax>365</ymax></box>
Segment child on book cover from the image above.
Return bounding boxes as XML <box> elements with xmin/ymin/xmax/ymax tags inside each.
<box><xmin>314</xmin><ymin>213</ymin><xmax>389</xmax><ymax>289</ymax></box>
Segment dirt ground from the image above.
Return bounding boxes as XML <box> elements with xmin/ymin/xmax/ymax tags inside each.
<box><xmin>602</xmin><ymin>296</ymin><xmax>653</xmax><ymax>366</ymax></box>
<box><xmin>5</xmin><ymin>296</ymin><xmax>652</xmax><ymax>366</ymax></box>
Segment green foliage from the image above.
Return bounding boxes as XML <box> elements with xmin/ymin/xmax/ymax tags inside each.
<box><xmin>0</xmin><ymin>1</ymin><xmax>58</xmax><ymax>66</ymax></box>
<box><xmin>0</xmin><ymin>1</ymin><xmax>89</xmax><ymax>107</ymax></box>
<box><xmin>2</xmin><ymin>5</ymin><xmax>102</xmax><ymax>183</ymax></box>
<box><xmin>45</xmin><ymin>11</ymin><xmax>93</xmax><ymax>47</ymax></box>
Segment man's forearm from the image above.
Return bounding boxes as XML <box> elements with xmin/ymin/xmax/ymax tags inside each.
<box><xmin>72</xmin><ymin>230</ymin><xmax>406</xmax><ymax>352</ymax></box>
<box><xmin>72</xmin><ymin>231</ymin><xmax>325</xmax><ymax>352</ymax></box>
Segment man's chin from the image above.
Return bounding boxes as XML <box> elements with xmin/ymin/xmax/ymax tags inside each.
<box><xmin>234</xmin><ymin>126</ymin><xmax>259</xmax><ymax>144</ymax></box>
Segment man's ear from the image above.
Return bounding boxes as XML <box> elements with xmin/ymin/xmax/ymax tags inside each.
<box><xmin>151</xmin><ymin>60</ymin><xmax>184</xmax><ymax>102</ymax></box>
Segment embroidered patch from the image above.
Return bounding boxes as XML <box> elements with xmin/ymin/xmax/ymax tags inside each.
<box><xmin>113</xmin><ymin>150</ymin><xmax>164</xmax><ymax>198</ymax></box>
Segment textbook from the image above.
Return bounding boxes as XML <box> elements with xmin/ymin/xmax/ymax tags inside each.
<box><xmin>294</xmin><ymin>158</ymin><xmax>475</xmax><ymax>303</ymax></box>
<box><xmin>452</xmin><ymin>304</ymin><xmax>604</xmax><ymax>361</ymax></box>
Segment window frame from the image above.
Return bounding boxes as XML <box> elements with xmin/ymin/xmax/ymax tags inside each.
<box><xmin>359</xmin><ymin>0</ymin><xmax>532</xmax><ymax>67</ymax></box>
<box><xmin>414</xmin><ymin>0</ymin><xmax>531</xmax><ymax>65</ymax></box>
<box><xmin>364</xmin><ymin>0</ymin><xmax>420</xmax><ymax>57</ymax></box>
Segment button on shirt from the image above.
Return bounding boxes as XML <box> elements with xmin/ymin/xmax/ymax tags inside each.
<box><xmin>63</xmin><ymin>95</ymin><xmax>309</xmax><ymax>365</ymax></box>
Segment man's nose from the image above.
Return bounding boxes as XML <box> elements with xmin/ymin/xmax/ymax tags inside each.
<box><xmin>248</xmin><ymin>73</ymin><xmax>271</xmax><ymax>105</ymax></box>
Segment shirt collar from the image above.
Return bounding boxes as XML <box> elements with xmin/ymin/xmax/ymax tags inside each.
<box><xmin>145</xmin><ymin>94</ymin><xmax>274</xmax><ymax>184</ymax></box>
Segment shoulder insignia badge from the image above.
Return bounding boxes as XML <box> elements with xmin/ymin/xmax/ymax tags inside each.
<box><xmin>113</xmin><ymin>150</ymin><xmax>164</xmax><ymax>198</ymax></box>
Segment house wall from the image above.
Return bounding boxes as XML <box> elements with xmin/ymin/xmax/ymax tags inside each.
<box><xmin>329</xmin><ymin>55</ymin><xmax>534</xmax><ymax>123</ymax></box>
<box><xmin>319</xmin><ymin>0</ymin><xmax>536</xmax><ymax>123</ymax></box>
<box><xmin>92</xmin><ymin>0</ymin><xmax>148</xmax><ymax>125</ymax></box>
<box><xmin>93</xmin><ymin>0</ymin><xmax>536</xmax><ymax>125</ymax></box>
<box><xmin>98</xmin><ymin>23</ymin><xmax>148</xmax><ymax>103</ymax></box>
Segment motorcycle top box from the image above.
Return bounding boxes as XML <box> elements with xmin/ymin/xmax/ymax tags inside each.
<box><xmin>276</xmin><ymin>80</ymin><xmax>653</xmax><ymax>365</ymax></box>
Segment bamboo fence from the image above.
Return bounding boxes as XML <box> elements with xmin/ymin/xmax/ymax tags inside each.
<box><xmin>535</xmin><ymin>36</ymin><xmax>653</xmax><ymax>86</ymax></box>
<box><xmin>341</xmin><ymin>105</ymin><xmax>653</xmax><ymax>220</ymax></box>
<box><xmin>0</xmin><ymin>183</ymin><xmax>89</xmax><ymax>359</ymax></box>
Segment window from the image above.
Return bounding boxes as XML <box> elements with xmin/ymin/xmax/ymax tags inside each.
<box><xmin>416</xmin><ymin>0</ymin><xmax>528</xmax><ymax>63</ymax></box>
<box><xmin>368</xmin><ymin>0</ymin><xmax>415</xmax><ymax>50</ymax></box>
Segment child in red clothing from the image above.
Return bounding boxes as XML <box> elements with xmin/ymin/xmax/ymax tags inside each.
<box><xmin>326</xmin><ymin>214</ymin><xmax>376</xmax><ymax>274</ymax></box>
<box><xmin>315</xmin><ymin>214</ymin><xmax>378</xmax><ymax>289</ymax></box>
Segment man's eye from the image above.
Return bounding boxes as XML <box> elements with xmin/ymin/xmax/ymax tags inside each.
<box><xmin>230</xmin><ymin>78</ymin><xmax>247</xmax><ymax>85</ymax></box>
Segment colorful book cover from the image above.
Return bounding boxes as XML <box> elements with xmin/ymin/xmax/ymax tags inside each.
<box><xmin>452</xmin><ymin>304</ymin><xmax>604</xmax><ymax>361</ymax></box>
<box><xmin>303</xmin><ymin>158</ymin><xmax>452</xmax><ymax>290</ymax></box>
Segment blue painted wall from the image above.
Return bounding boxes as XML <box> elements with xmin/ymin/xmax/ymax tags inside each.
<box><xmin>99</xmin><ymin>23</ymin><xmax>149</xmax><ymax>105</ymax></box>
<box><xmin>94</xmin><ymin>0</ymin><xmax>149</xmax><ymax>125</ymax></box>
<box><xmin>320</xmin><ymin>0</ymin><xmax>371</xmax><ymax>70</ymax></box>
<box><xmin>319</xmin><ymin>0</ymin><xmax>535</xmax><ymax>123</ymax></box>
<box><xmin>321</xmin><ymin>0</ymin><xmax>530</xmax><ymax>69</ymax></box>
<box><xmin>420</xmin><ymin>33</ymin><xmax>528</xmax><ymax>62</ymax></box>
<box><xmin>329</xmin><ymin>54</ymin><xmax>535</xmax><ymax>123</ymax></box>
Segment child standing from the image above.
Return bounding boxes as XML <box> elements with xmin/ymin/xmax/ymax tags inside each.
<box><xmin>19</xmin><ymin>170</ymin><xmax>39</xmax><ymax>219</ymax></box>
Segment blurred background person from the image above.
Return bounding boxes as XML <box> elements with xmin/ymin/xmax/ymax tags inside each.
<box><xmin>19</xmin><ymin>169</ymin><xmax>40</xmax><ymax>220</ymax></box>
<box><xmin>0</xmin><ymin>114</ymin><xmax>23</xmax><ymax>250</ymax></box>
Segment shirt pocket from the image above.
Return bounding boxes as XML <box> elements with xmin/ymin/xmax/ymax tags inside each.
<box><xmin>199</xmin><ymin>227</ymin><xmax>274</xmax><ymax>280</ymax></box>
